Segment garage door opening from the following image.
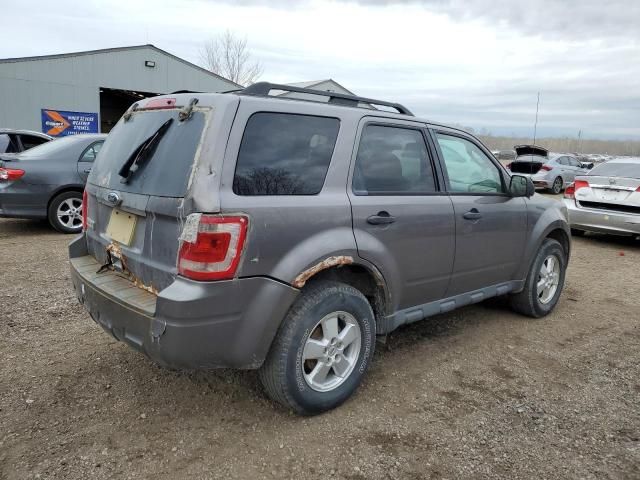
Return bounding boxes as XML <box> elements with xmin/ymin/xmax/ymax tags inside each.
<box><xmin>99</xmin><ymin>87</ymin><xmax>161</xmax><ymax>133</ymax></box>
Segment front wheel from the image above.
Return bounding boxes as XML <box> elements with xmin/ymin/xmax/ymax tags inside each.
<box><xmin>509</xmin><ymin>238</ymin><xmax>567</xmax><ymax>318</ymax></box>
<box><xmin>48</xmin><ymin>191</ymin><xmax>83</xmax><ymax>233</ymax></box>
<box><xmin>259</xmin><ymin>280</ymin><xmax>376</xmax><ymax>415</ymax></box>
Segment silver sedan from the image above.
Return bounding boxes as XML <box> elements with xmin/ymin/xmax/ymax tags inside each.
<box><xmin>507</xmin><ymin>145</ymin><xmax>590</xmax><ymax>194</ymax></box>
<box><xmin>563</xmin><ymin>158</ymin><xmax>640</xmax><ymax>237</ymax></box>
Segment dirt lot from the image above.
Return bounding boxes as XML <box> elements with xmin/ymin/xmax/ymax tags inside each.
<box><xmin>1</xmin><ymin>213</ymin><xmax>639</xmax><ymax>480</ymax></box>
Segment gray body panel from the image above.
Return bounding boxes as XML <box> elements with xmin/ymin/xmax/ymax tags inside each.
<box><xmin>0</xmin><ymin>134</ymin><xmax>106</xmax><ymax>219</ymax></box>
<box><xmin>70</xmin><ymin>91</ymin><xmax>570</xmax><ymax>370</ymax></box>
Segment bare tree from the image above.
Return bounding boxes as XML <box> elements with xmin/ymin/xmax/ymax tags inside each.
<box><xmin>200</xmin><ymin>31</ymin><xmax>263</xmax><ymax>86</ymax></box>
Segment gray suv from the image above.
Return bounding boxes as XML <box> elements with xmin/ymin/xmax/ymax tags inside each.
<box><xmin>69</xmin><ymin>83</ymin><xmax>570</xmax><ymax>414</ymax></box>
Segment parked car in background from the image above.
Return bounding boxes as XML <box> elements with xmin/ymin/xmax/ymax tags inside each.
<box><xmin>506</xmin><ymin>145</ymin><xmax>590</xmax><ymax>194</ymax></box>
<box><xmin>0</xmin><ymin>134</ymin><xmax>106</xmax><ymax>233</ymax></box>
<box><xmin>0</xmin><ymin>129</ymin><xmax>52</xmax><ymax>154</ymax></box>
<box><xmin>69</xmin><ymin>83</ymin><xmax>570</xmax><ymax>415</ymax></box>
<box><xmin>564</xmin><ymin>158</ymin><xmax>640</xmax><ymax>237</ymax></box>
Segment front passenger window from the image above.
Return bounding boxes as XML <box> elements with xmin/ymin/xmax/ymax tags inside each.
<box><xmin>435</xmin><ymin>133</ymin><xmax>505</xmax><ymax>194</ymax></box>
<box><xmin>80</xmin><ymin>141</ymin><xmax>103</xmax><ymax>162</ymax></box>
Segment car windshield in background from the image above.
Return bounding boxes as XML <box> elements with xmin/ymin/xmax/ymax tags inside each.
<box><xmin>589</xmin><ymin>162</ymin><xmax>640</xmax><ymax>179</ymax></box>
<box><xmin>89</xmin><ymin>109</ymin><xmax>207</xmax><ymax>198</ymax></box>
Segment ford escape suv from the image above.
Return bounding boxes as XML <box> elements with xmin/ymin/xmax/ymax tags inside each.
<box><xmin>69</xmin><ymin>83</ymin><xmax>570</xmax><ymax>415</ymax></box>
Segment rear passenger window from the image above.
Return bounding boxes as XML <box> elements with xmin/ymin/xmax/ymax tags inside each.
<box><xmin>353</xmin><ymin>125</ymin><xmax>436</xmax><ymax>195</ymax></box>
<box><xmin>20</xmin><ymin>134</ymin><xmax>48</xmax><ymax>150</ymax></box>
<box><xmin>233</xmin><ymin>113</ymin><xmax>339</xmax><ymax>195</ymax></box>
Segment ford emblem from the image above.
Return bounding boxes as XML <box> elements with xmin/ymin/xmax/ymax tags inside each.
<box><xmin>106</xmin><ymin>192</ymin><xmax>122</xmax><ymax>205</ymax></box>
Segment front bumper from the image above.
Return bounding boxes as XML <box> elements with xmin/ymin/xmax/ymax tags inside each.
<box><xmin>564</xmin><ymin>198</ymin><xmax>640</xmax><ymax>236</ymax></box>
<box><xmin>69</xmin><ymin>235</ymin><xmax>299</xmax><ymax>369</ymax></box>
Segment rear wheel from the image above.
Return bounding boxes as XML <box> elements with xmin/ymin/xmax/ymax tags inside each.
<box><xmin>48</xmin><ymin>191</ymin><xmax>83</xmax><ymax>234</ymax></box>
<box><xmin>510</xmin><ymin>238</ymin><xmax>567</xmax><ymax>318</ymax></box>
<box><xmin>259</xmin><ymin>280</ymin><xmax>376</xmax><ymax>415</ymax></box>
<box><xmin>550</xmin><ymin>176</ymin><xmax>563</xmax><ymax>194</ymax></box>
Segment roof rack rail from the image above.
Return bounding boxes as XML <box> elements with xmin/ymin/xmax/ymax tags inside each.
<box><xmin>238</xmin><ymin>82</ymin><xmax>414</xmax><ymax>116</ymax></box>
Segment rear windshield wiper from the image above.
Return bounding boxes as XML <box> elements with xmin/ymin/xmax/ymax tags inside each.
<box><xmin>118</xmin><ymin>118</ymin><xmax>173</xmax><ymax>183</ymax></box>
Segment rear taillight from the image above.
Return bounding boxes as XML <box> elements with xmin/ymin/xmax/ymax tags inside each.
<box><xmin>636</xmin><ymin>186</ymin><xmax>640</xmax><ymax>192</ymax></box>
<box><xmin>574</xmin><ymin>180</ymin><xmax>589</xmax><ymax>191</ymax></box>
<box><xmin>178</xmin><ymin>215</ymin><xmax>248</xmax><ymax>281</ymax></box>
<box><xmin>540</xmin><ymin>165</ymin><xmax>552</xmax><ymax>171</ymax></box>
<box><xmin>505</xmin><ymin>163</ymin><xmax>512</xmax><ymax>170</ymax></box>
<box><xmin>82</xmin><ymin>189</ymin><xmax>88</xmax><ymax>231</ymax></box>
<box><xmin>0</xmin><ymin>167</ymin><xmax>25</xmax><ymax>181</ymax></box>
<box><xmin>564</xmin><ymin>184</ymin><xmax>575</xmax><ymax>199</ymax></box>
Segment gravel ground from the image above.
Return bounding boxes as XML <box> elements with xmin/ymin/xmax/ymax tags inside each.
<box><xmin>1</xmin><ymin>214</ymin><xmax>639</xmax><ymax>480</ymax></box>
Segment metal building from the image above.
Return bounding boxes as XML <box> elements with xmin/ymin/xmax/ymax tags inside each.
<box><xmin>0</xmin><ymin>44</ymin><xmax>239</xmax><ymax>136</ymax></box>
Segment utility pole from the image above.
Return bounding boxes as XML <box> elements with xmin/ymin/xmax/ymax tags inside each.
<box><xmin>577</xmin><ymin>129</ymin><xmax>582</xmax><ymax>154</ymax></box>
<box><xmin>532</xmin><ymin>91</ymin><xmax>540</xmax><ymax>145</ymax></box>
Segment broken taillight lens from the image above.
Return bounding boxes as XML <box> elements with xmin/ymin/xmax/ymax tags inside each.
<box><xmin>82</xmin><ymin>189</ymin><xmax>88</xmax><ymax>231</ymax></box>
<box><xmin>178</xmin><ymin>215</ymin><xmax>248</xmax><ymax>281</ymax></box>
<box><xmin>0</xmin><ymin>167</ymin><xmax>25</xmax><ymax>181</ymax></box>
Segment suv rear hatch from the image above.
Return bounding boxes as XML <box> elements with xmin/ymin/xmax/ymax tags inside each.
<box><xmin>84</xmin><ymin>94</ymin><xmax>238</xmax><ymax>293</ymax></box>
<box><xmin>510</xmin><ymin>144</ymin><xmax>549</xmax><ymax>174</ymax></box>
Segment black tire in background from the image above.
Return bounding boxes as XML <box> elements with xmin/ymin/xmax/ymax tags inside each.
<box><xmin>48</xmin><ymin>191</ymin><xmax>83</xmax><ymax>234</ymax></box>
<box><xmin>259</xmin><ymin>280</ymin><xmax>376</xmax><ymax>415</ymax></box>
<box><xmin>570</xmin><ymin>228</ymin><xmax>585</xmax><ymax>237</ymax></box>
<box><xmin>550</xmin><ymin>177</ymin><xmax>563</xmax><ymax>194</ymax></box>
<box><xmin>509</xmin><ymin>238</ymin><xmax>567</xmax><ymax>318</ymax></box>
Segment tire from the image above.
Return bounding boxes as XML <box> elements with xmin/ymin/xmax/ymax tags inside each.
<box><xmin>259</xmin><ymin>280</ymin><xmax>376</xmax><ymax>415</ymax></box>
<box><xmin>48</xmin><ymin>191</ymin><xmax>83</xmax><ymax>234</ymax></box>
<box><xmin>509</xmin><ymin>238</ymin><xmax>567</xmax><ymax>318</ymax></box>
<box><xmin>550</xmin><ymin>177</ymin><xmax>563</xmax><ymax>195</ymax></box>
<box><xmin>570</xmin><ymin>228</ymin><xmax>585</xmax><ymax>237</ymax></box>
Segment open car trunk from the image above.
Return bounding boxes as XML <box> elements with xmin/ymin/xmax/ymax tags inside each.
<box><xmin>511</xmin><ymin>145</ymin><xmax>549</xmax><ymax>174</ymax></box>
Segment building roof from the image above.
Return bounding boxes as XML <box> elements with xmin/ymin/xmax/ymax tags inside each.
<box><xmin>0</xmin><ymin>44</ymin><xmax>241</xmax><ymax>88</ymax></box>
<box><xmin>285</xmin><ymin>79</ymin><xmax>356</xmax><ymax>95</ymax></box>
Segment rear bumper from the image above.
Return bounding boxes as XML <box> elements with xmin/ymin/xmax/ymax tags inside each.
<box><xmin>69</xmin><ymin>235</ymin><xmax>299</xmax><ymax>369</ymax></box>
<box><xmin>564</xmin><ymin>198</ymin><xmax>640</xmax><ymax>236</ymax></box>
<box><xmin>513</xmin><ymin>173</ymin><xmax>553</xmax><ymax>189</ymax></box>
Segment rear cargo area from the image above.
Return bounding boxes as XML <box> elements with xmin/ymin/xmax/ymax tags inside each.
<box><xmin>510</xmin><ymin>160</ymin><xmax>544</xmax><ymax>174</ymax></box>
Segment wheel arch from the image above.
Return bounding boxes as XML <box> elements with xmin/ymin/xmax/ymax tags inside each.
<box><xmin>47</xmin><ymin>184</ymin><xmax>84</xmax><ymax>212</ymax></box>
<box><xmin>298</xmin><ymin>261</ymin><xmax>391</xmax><ymax>327</ymax></box>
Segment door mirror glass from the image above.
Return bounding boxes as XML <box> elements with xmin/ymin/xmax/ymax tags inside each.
<box><xmin>509</xmin><ymin>175</ymin><xmax>534</xmax><ymax>197</ymax></box>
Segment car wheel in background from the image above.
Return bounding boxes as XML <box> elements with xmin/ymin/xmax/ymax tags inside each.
<box><xmin>509</xmin><ymin>238</ymin><xmax>567</xmax><ymax>318</ymax></box>
<box><xmin>48</xmin><ymin>191</ymin><xmax>83</xmax><ymax>234</ymax></box>
<box><xmin>550</xmin><ymin>177</ymin><xmax>563</xmax><ymax>194</ymax></box>
<box><xmin>570</xmin><ymin>228</ymin><xmax>585</xmax><ymax>237</ymax></box>
<box><xmin>259</xmin><ymin>280</ymin><xmax>376</xmax><ymax>415</ymax></box>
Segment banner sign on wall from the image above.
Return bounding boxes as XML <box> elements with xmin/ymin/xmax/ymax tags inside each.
<box><xmin>41</xmin><ymin>109</ymin><xmax>99</xmax><ymax>137</ymax></box>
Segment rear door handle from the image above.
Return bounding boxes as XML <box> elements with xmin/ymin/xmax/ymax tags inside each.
<box><xmin>367</xmin><ymin>211</ymin><xmax>396</xmax><ymax>225</ymax></box>
<box><xmin>463</xmin><ymin>208</ymin><xmax>482</xmax><ymax>220</ymax></box>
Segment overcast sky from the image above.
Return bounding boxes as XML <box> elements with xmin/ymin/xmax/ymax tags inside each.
<box><xmin>1</xmin><ymin>0</ymin><xmax>638</xmax><ymax>140</ymax></box>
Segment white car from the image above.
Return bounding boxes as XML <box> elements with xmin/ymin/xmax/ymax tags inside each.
<box><xmin>564</xmin><ymin>158</ymin><xmax>640</xmax><ymax>237</ymax></box>
<box><xmin>507</xmin><ymin>145</ymin><xmax>590</xmax><ymax>194</ymax></box>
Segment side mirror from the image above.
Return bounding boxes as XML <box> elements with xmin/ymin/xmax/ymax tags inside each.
<box><xmin>509</xmin><ymin>175</ymin><xmax>535</xmax><ymax>198</ymax></box>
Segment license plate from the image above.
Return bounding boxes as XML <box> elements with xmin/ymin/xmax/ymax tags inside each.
<box><xmin>597</xmin><ymin>190</ymin><xmax>626</xmax><ymax>202</ymax></box>
<box><xmin>106</xmin><ymin>209</ymin><xmax>137</xmax><ymax>246</ymax></box>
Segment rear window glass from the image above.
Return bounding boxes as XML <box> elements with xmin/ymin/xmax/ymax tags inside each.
<box><xmin>589</xmin><ymin>162</ymin><xmax>640</xmax><ymax>179</ymax></box>
<box><xmin>89</xmin><ymin>110</ymin><xmax>207</xmax><ymax>197</ymax></box>
<box><xmin>233</xmin><ymin>113</ymin><xmax>339</xmax><ymax>195</ymax></box>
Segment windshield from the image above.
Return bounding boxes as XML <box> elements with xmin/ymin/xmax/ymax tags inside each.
<box><xmin>589</xmin><ymin>162</ymin><xmax>640</xmax><ymax>179</ymax></box>
<box><xmin>89</xmin><ymin>109</ymin><xmax>208</xmax><ymax>198</ymax></box>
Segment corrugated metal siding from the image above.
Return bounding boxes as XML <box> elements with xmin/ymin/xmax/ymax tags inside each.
<box><xmin>0</xmin><ymin>46</ymin><xmax>236</xmax><ymax>132</ymax></box>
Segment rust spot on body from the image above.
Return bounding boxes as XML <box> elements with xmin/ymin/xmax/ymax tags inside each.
<box><xmin>292</xmin><ymin>255</ymin><xmax>354</xmax><ymax>289</ymax></box>
<box><xmin>105</xmin><ymin>242</ymin><xmax>158</xmax><ymax>296</ymax></box>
